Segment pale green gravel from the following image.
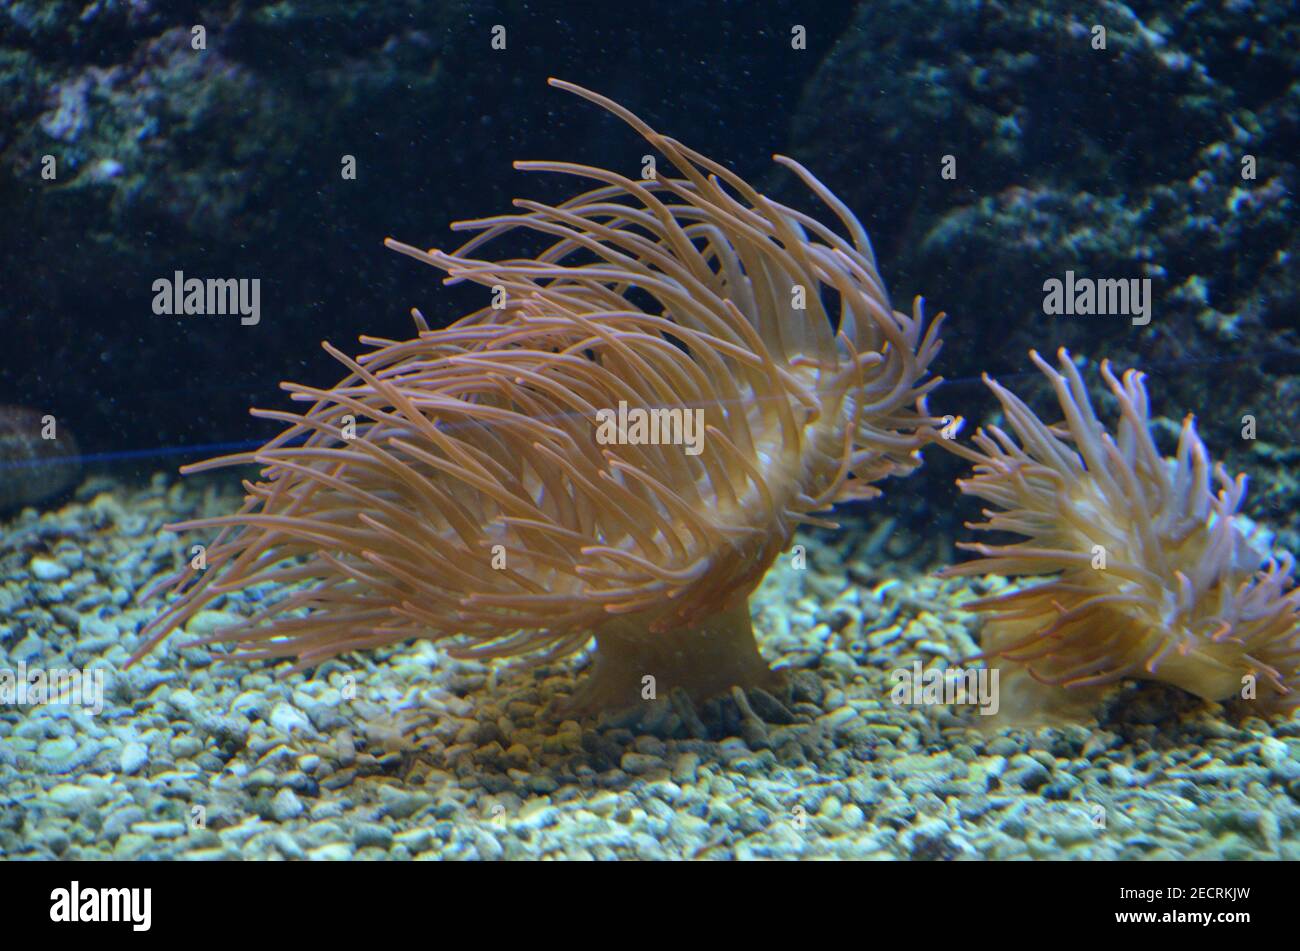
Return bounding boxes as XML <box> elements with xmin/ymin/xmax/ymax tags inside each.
<box><xmin>1</xmin><ymin>474</ymin><xmax>1298</xmax><ymax>860</ymax></box>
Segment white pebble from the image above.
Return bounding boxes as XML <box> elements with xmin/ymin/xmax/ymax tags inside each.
<box><xmin>270</xmin><ymin>702</ymin><xmax>312</xmax><ymax>735</ymax></box>
<box><xmin>120</xmin><ymin>742</ymin><xmax>149</xmax><ymax>776</ymax></box>
<box><xmin>272</xmin><ymin>788</ymin><xmax>305</xmax><ymax>820</ymax></box>
<box><xmin>30</xmin><ymin>556</ymin><xmax>69</xmax><ymax>582</ymax></box>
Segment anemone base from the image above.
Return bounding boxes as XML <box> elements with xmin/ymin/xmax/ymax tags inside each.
<box><xmin>563</xmin><ymin>600</ymin><xmax>778</xmax><ymax>716</ymax></box>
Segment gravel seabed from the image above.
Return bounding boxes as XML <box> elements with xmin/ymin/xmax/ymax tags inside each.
<box><xmin>2</xmin><ymin>473</ymin><xmax>1299</xmax><ymax>860</ymax></box>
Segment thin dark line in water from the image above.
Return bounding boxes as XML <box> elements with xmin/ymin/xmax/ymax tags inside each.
<box><xmin>16</xmin><ymin>347</ymin><xmax>1297</xmax><ymax>468</ymax></box>
<box><xmin>75</xmin><ymin>441</ymin><xmax>266</xmax><ymax>464</ymax></box>
<box><xmin>0</xmin><ymin>440</ymin><xmax>265</xmax><ymax>472</ymax></box>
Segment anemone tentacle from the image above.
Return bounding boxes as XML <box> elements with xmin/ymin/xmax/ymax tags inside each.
<box><xmin>943</xmin><ymin>348</ymin><xmax>1300</xmax><ymax>709</ymax></box>
<box><xmin>133</xmin><ymin>80</ymin><xmax>942</xmax><ymax>711</ymax></box>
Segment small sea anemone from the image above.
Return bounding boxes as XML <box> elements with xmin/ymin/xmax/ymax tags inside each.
<box><xmin>941</xmin><ymin>348</ymin><xmax>1300</xmax><ymax>711</ymax></box>
<box><xmin>132</xmin><ymin>80</ymin><xmax>942</xmax><ymax>713</ymax></box>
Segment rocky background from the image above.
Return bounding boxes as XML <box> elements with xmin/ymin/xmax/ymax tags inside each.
<box><xmin>2</xmin><ymin>0</ymin><xmax>1296</xmax><ymax>543</ymax></box>
<box><xmin>1</xmin><ymin>0</ymin><xmax>851</xmax><ymax>456</ymax></box>
<box><xmin>789</xmin><ymin>0</ymin><xmax>1299</xmax><ymax>548</ymax></box>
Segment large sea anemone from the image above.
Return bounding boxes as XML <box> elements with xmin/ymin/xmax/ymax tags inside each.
<box><xmin>942</xmin><ymin>348</ymin><xmax>1300</xmax><ymax>711</ymax></box>
<box><xmin>133</xmin><ymin>80</ymin><xmax>943</xmax><ymax>713</ymax></box>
